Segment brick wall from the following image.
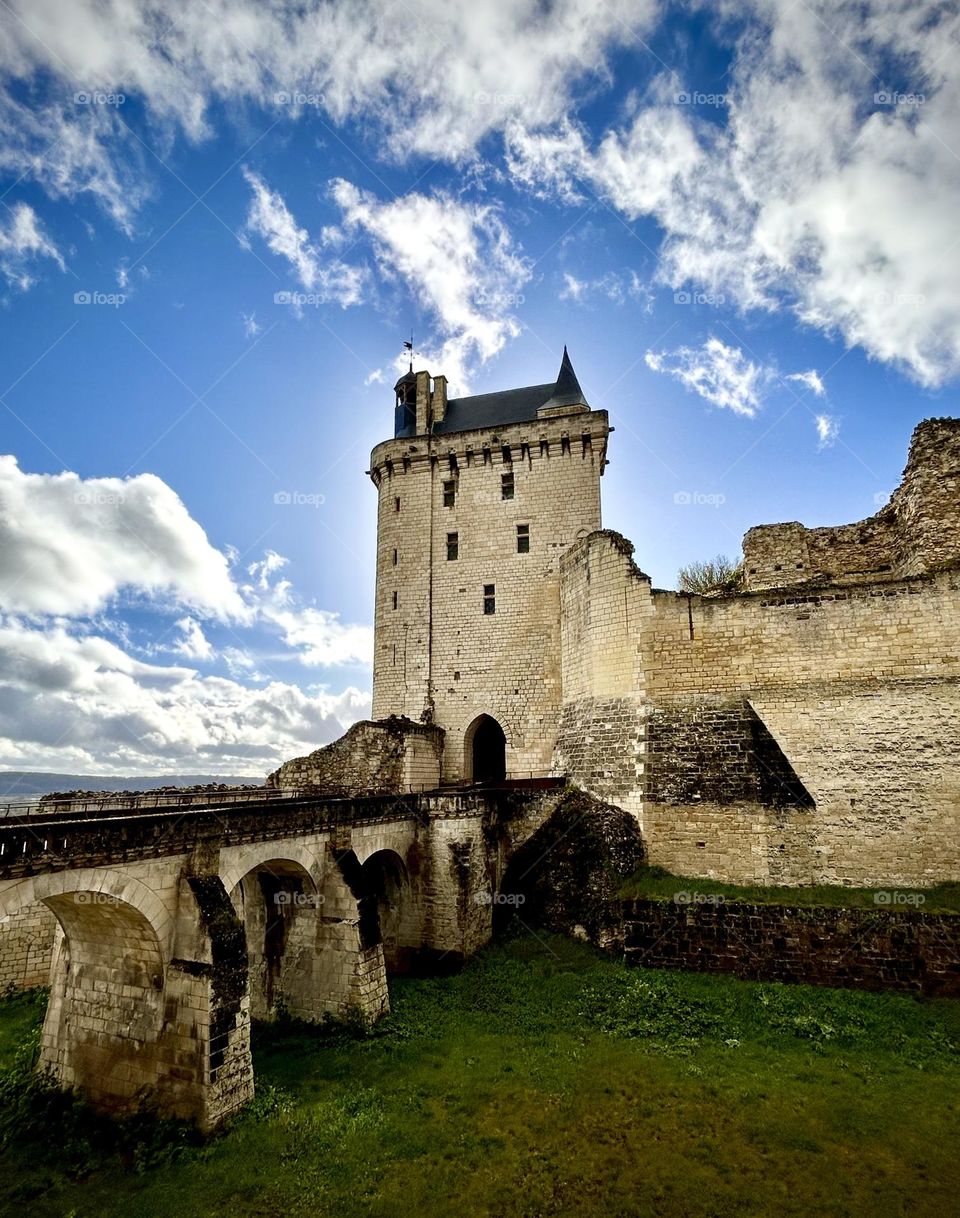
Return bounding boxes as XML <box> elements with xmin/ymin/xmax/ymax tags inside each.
<box><xmin>623</xmin><ymin>898</ymin><xmax>960</xmax><ymax>995</ymax></box>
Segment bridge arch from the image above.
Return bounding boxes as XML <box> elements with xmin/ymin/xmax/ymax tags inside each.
<box><xmin>0</xmin><ymin>867</ymin><xmax>255</xmax><ymax>1124</ymax></box>
<box><xmin>464</xmin><ymin>713</ymin><xmax>507</xmax><ymax>783</ymax></box>
<box><xmin>36</xmin><ymin>884</ymin><xmax>167</xmax><ymax>1115</ymax></box>
<box><xmin>360</xmin><ymin>849</ymin><xmax>415</xmax><ymax>974</ymax></box>
<box><xmin>228</xmin><ymin>857</ymin><xmax>323</xmax><ymax>1022</ymax></box>
<box><xmin>0</xmin><ymin>868</ymin><xmax>172</xmax><ymax>949</ymax></box>
<box><xmin>220</xmin><ymin>840</ymin><xmax>323</xmax><ymax>898</ymax></box>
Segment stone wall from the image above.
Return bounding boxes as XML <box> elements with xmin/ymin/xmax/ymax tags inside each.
<box><xmin>643</xmin><ymin>803</ymin><xmax>819</xmax><ymax>886</ymax></box>
<box><xmin>623</xmin><ymin>898</ymin><xmax>960</xmax><ymax>995</ymax></box>
<box><xmin>556</xmin><ymin>529</ymin><xmax>960</xmax><ymax>887</ymax></box>
<box><xmin>267</xmin><ymin>717</ymin><xmax>443</xmax><ymax>794</ymax></box>
<box><xmin>742</xmin><ymin>418</ymin><xmax>960</xmax><ymax>591</ymax></box>
<box><xmin>498</xmin><ymin>789</ymin><xmax>645</xmax><ymax>949</ymax></box>
<box><xmin>643</xmin><ymin>573</ymin><xmax>960</xmax><ymax>697</ymax></box>
<box><xmin>370</xmin><ymin>405</ymin><xmax>609</xmax><ymax>781</ymax></box>
<box><xmin>0</xmin><ymin>900</ymin><xmax>57</xmax><ymax>990</ymax></box>
<box><xmin>555</xmin><ymin>531</ymin><xmax>649</xmax><ymax>818</ymax></box>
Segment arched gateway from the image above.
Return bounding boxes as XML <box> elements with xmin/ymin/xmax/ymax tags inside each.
<box><xmin>465</xmin><ymin>714</ymin><xmax>507</xmax><ymax>783</ymax></box>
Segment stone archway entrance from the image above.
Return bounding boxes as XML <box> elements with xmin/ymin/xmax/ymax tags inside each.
<box><xmin>466</xmin><ymin>714</ymin><xmax>507</xmax><ymax>783</ymax></box>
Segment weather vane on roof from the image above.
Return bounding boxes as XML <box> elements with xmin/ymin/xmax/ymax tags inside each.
<box><xmin>403</xmin><ymin>335</ymin><xmax>413</xmax><ymax>373</ymax></box>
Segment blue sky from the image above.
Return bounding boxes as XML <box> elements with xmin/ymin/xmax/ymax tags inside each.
<box><xmin>0</xmin><ymin>0</ymin><xmax>955</xmax><ymax>776</ymax></box>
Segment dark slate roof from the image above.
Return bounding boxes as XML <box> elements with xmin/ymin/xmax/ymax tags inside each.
<box><xmin>542</xmin><ymin>346</ymin><xmax>588</xmax><ymax>410</ymax></box>
<box><xmin>433</xmin><ymin>347</ymin><xmax>588</xmax><ymax>436</ymax></box>
<box><xmin>433</xmin><ymin>381</ymin><xmax>555</xmax><ymax>434</ymax></box>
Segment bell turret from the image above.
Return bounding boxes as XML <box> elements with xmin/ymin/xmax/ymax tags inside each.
<box><xmin>394</xmin><ymin>366</ymin><xmax>417</xmax><ymax>438</ymax></box>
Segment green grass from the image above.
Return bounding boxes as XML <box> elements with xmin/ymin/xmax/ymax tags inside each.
<box><xmin>619</xmin><ymin>865</ymin><xmax>960</xmax><ymax>913</ymax></box>
<box><xmin>0</xmin><ymin>936</ymin><xmax>958</xmax><ymax>1217</ymax></box>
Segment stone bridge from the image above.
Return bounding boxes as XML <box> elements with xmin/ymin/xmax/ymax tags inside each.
<box><xmin>0</xmin><ymin>786</ymin><xmax>557</xmax><ymax>1129</ymax></box>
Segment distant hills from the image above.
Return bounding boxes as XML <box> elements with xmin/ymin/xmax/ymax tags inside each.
<box><xmin>0</xmin><ymin>771</ymin><xmax>265</xmax><ymax>799</ymax></box>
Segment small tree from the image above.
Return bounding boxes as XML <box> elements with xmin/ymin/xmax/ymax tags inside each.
<box><xmin>677</xmin><ymin>554</ymin><xmax>743</xmax><ymax>595</ymax></box>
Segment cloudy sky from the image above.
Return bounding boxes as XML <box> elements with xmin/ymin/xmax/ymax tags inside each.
<box><xmin>0</xmin><ymin>0</ymin><xmax>956</xmax><ymax>778</ymax></box>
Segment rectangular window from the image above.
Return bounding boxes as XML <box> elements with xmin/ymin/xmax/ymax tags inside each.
<box><xmin>447</xmin><ymin>532</ymin><xmax>459</xmax><ymax>561</ymax></box>
<box><xmin>392</xmin><ymin>548</ymin><xmax>398</xmax><ymax>566</ymax></box>
<box><xmin>483</xmin><ymin>584</ymin><xmax>496</xmax><ymax>615</ymax></box>
<box><xmin>392</xmin><ymin>591</ymin><xmax>398</xmax><ymax>610</ymax></box>
<box><xmin>501</xmin><ymin>471</ymin><xmax>514</xmax><ymax>500</ymax></box>
<box><xmin>516</xmin><ymin>524</ymin><xmax>530</xmax><ymax>554</ymax></box>
<box><xmin>394</xmin><ymin>496</ymin><xmax>400</xmax><ymax>512</ymax></box>
<box><xmin>443</xmin><ymin>479</ymin><xmax>456</xmax><ymax>507</ymax></box>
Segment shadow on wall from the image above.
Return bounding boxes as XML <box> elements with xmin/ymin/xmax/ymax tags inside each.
<box><xmin>494</xmin><ymin>787</ymin><xmax>645</xmax><ymax>949</ymax></box>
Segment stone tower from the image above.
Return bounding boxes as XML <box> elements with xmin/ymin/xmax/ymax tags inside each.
<box><xmin>369</xmin><ymin>349</ymin><xmax>609</xmax><ymax>783</ymax></box>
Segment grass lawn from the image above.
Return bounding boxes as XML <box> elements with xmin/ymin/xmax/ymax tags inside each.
<box><xmin>0</xmin><ymin>934</ymin><xmax>958</xmax><ymax>1217</ymax></box>
<box><xmin>619</xmin><ymin>866</ymin><xmax>960</xmax><ymax>913</ymax></box>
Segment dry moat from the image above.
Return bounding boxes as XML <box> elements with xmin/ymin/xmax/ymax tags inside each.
<box><xmin>1</xmin><ymin>932</ymin><xmax>959</xmax><ymax>1218</ymax></box>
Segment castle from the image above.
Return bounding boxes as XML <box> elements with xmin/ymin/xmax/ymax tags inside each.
<box><xmin>274</xmin><ymin>351</ymin><xmax>960</xmax><ymax>890</ymax></box>
<box><xmin>1</xmin><ymin>352</ymin><xmax>958</xmax><ymax>1128</ymax></box>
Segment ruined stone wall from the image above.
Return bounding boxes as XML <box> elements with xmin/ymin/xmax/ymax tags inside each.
<box><xmin>742</xmin><ymin>512</ymin><xmax>899</xmax><ymax>590</ymax></box>
<box><xmin>267</xmin><ymin>718</ymin><xmax>443</xmax><ymax>794</ymax></box>
<box><xmin>557</xmin><ymin>529</ymin><xmax>960</xmax><ymax>887</ymax></box>
<box><xmin>742</xmin><ymin>418</ymin><xmax>960</xmax><ymax>591</ymax></box>
<box><xmin>370</xmin><ymin>408</ymin><xmax>608</xmax><ymax>781</ymax></box>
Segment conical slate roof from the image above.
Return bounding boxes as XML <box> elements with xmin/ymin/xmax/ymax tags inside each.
<box><xmin>540</xmin><ymin>346</ymin><xmax>589</xmax><ymax>411</ymax></box>
<box><xmin>433</xmin><ymin>347</ymin><xmax>589</xmax><ymax>435</ymax></box>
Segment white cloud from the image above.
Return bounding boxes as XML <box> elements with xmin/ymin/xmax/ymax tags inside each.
<box><xmin>242</xmin><ymin>550</ymin><xmax>372</xmax><ymax>667</ymax></box>
<box><xmin>241</xmin><ymin>169</ymin><xmax>366</xmax><ymax>305</ymax></box>
<box><xmin>0</xmin><ymin>0</ymin><xmax>655</xmax><ymax>211</ymax></box>
<box><xmin>0</xmin><ymin>458</ymin><xmax>374</xmax><ymax>772</ymax></box>
<box><xmin>815</xmin><ymin>414</ymin><xmax>840</xmax><ymax>449</ymax></box>
<box><xmin>0</xmin><ymin>202</ymin><xmax>64</xmax><ymax>289</ymax></box>
<box><xmin>559</xmin><ymin>268</ymin><xmax>649</xmax><ymax>306</ymax></box>
<box><xmin>785</xmin><ymin>370</ymin><xmax>826</xmax><ymax>398</ymax></box>
<box><xmin>0</xmin><ymin>456</ymin><xmax>246</xmax><ymax>620</ymax></box>
<box><xmin>265</xmin><ymin>605</ymin><xmax>373</xmax><ymax>668</ymax></box>
<box><xmin>171</xmin><ymin>616</ymin><xmax>213</xmax><ymax>661</ymax></box>
<box><xmin>0</xmin><ymin>617</ymin><xmax>369</xmax><ymax>776</ymax></box>
<box><xmin>560</xmin><ymin>272</ymin><xmax>585</xmax><ymax>302</ymax></box>
<box><xmin>332</xmin><ymin>180</ymin><xmax>531</xmax><ymax>391</ymax></box>
<box><xmin>0</xmin><ymin>92</ymin><xmax>145</xmax><ymax>232</ymax></box>
<box><xmin>507</xmin><ymin>2</ymin><xmax>960</xmax><ymax>386</ymax></box>
<box><xmin>645</xmin><ymin>338</ymin><xmax>771</xmax><ymax>418</ymax></box>
<box><xmin>0</xmin><ymin>459</ymin><xmax>375</xmax><ymax>678</ymax></box>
